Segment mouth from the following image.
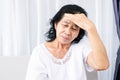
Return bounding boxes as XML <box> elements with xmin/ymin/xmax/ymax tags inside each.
<box><xmin>61</xmin><ymin>36</ymin><xmax>70</xmax><ymax>41</ymax></box>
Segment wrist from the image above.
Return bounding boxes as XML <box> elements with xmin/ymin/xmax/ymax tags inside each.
<box><xmin>86</xmin><ymin>26</ymin><xmax>97</xmax><ymax>33</ymax></box>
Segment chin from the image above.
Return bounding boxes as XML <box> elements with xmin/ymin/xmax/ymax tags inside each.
<box><xmin>59</xmin><ymin>37</ymin><xmax>72</xmax><ymax>44</ymax></box>
<box><xmin>60</xmin><ymin>40</ymin><xmax>71</xmax><ymax>44</ymax></box>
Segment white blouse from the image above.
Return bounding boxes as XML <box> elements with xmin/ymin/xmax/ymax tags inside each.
<box><xmin>25</xmin><ymin>36</ymin><xmax>93</xmax><ymax>80</ymax></box>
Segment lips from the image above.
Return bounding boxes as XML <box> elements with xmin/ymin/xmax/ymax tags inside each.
<box><xmin>61</xmin><ymin>36</ymin><xmax>70</xmax><ymax>41</ymax></box>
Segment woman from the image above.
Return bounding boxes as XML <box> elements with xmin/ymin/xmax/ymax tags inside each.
<box><xmin>25</xmin><ymin>4</ymin><xmax>109</xmax><ymax>80</ymax></box>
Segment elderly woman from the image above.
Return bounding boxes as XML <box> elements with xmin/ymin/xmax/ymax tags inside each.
<box><xmin>25</xmin><ymin>4</ymin><xmax>109</xmax><ymax>80</ymax></box>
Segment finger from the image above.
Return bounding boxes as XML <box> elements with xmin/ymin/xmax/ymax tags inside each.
<box><xmin>64</xmin><ymin>13</ymin><xmax>75</xmax><ymax>20</ymax></box>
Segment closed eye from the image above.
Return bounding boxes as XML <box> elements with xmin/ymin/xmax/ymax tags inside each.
<box><xmin>62</xmin><ymin>24</ymin><xmax>68</xmax><ymax>27</ymax></box>
<box><xmin>72</xmin><ymin>28</ymin><xmax>78</xmax><ymax>30</ymax></box>
<box><xmin>72</xmin><ymin>26</ymin><xmax>79</xmax><ymax>31</ymax></box>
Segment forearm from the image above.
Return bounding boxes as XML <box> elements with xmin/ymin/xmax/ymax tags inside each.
<box><xmin>87</xmin><ymin>27</ymin><xmax>109</xmax><ymax>70</ymax></box>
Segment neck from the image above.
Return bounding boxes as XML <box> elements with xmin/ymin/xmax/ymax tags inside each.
<box><xmin>52</xmin><ymin>39</ymin><xmax>71</xmax><ymax>50</ymax></box>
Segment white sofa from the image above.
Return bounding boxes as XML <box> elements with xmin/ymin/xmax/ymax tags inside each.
<box><xmin>0</xmin><ymin>56</ymin><xmax>98</xmax><ymax>80</ymax></box>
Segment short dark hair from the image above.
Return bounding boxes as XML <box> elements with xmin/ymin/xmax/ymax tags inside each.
<box><xmin>45</xmin><ymin>4</ymin><xmax>88</xmax><ymax>43</ymax></box>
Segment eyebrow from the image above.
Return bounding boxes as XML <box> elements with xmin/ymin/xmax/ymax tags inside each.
<box><xmin>73</xmin><ymin>25</ymin><xmax>79</xmax><ymax>29</ymax></box>
<box><xmin>62</xmin><ymin>20</ymin><xmax>71</xmax><ymax>24</ymax></box>
<box><xmin>62</xmin><ymin>20</ymin><xmax>79</xmax><ymax>28</ymax></box>
<box><xmin>74</xmin><ymin>25</ymin><xmax>79</xmax><ymax>28</ymax></box>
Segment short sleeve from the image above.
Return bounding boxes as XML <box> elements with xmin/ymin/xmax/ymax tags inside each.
<box><xmin>25</xmin><ymin>46</ymin><xmax>49</xmax><ymax>80</ymax></box>
<box><xmin>81</xmin><ymin>36</ymin><xmax>94</xmax><ymax>72</ymax></box>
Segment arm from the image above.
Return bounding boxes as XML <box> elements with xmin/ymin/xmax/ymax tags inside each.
<box><xmin>86</xmin><ymin>27</ymin><xmax>109</xmax><ymax>70</ymax></box>
<box><xmin>65</xmin><ymin>13</ymin><xmax>109</xmax><ymax>70</ymax></box>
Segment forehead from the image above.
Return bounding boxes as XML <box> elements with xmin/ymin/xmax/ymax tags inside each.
<box><xmin>60</xmin><ymin>15</ymin><xmax>72</xmax><ymax>23</ymax></box>
<box><xmin>59</xmin><ymin>15</ymin><xmax>80</xmax><ymax>29</ymax></box>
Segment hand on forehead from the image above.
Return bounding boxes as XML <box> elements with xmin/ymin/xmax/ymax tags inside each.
<box><xmin>64</xmin><ymin>13</ymin><xmax>86</xmax><ymax>21</ymax></box>
<box><xmin>63</xmin><ymin>13</ymin><xmax>92</xmax><ymax>31</ymax></box>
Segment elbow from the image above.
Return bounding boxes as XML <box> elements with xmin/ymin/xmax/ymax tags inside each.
<box><xmin>94</xmin><ymin>62</ymin><xmax>110</xmax><ymax>71</ymax></box>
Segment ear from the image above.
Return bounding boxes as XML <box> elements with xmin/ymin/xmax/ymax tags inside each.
<box><xmin>54</xmin><ymin>23</ymin><xmax>57</xmax><ymax>29</ymax></box>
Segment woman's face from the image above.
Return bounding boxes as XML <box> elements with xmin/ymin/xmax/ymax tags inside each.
<box><xmin>54</xmin><ymin>14</ymin><xmax>80</xmax><ymax>44</ymax></box>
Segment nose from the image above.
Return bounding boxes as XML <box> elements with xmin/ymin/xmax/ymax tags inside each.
<box><xmin>65</xmin><ymin>28</ymin><xmax>71</xmax><ymax>36</ymax></box>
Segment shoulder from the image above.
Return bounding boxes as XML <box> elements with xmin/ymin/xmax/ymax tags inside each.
<box><xmin>31</xmin><ymin>43</ymin><xmax>46</xmax><ymax>57</ymax></box>
<box><xmin>29</xmin><ymin>43</ymin><xmax>49</xmax><ymax>64</ymax></box>
<box><xmin>27</xmin><ymin>43</ymin><xmax>48</xmax><ymax>71</ymax></box>
<box><xmin>32</xmin><ymin>43</ymin><xmax>43</xmax><ymax>52</ymax></box>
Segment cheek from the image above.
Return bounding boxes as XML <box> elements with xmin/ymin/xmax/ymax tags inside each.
<box><xmin>56</xmin><ymin>27</ymin><xmax>63</xmax><ymax>36</ymax></box>
<box><xmin>71</xmin><ymin>33</ymin><xmax>78</xmax><ymax>41</ymax></box>
<box><xmin>74</xmin><ymin>30</ymin><xmax>80</xmax><ymax>38</ymax></box>
<box><xmin>74</xmin><ymin>33</ymin><xmax>79</xmax><ymax>39</ymax></box>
